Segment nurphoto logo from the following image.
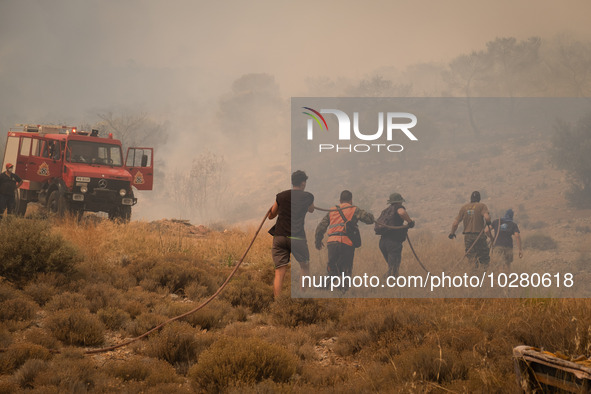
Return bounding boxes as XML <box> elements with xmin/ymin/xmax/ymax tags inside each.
<box><xmin>303</xmin><ymin>107</ymin><xmax>418</xmax><ymax>153</ymax></box>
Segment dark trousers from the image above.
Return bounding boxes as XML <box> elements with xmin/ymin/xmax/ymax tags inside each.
<box><xmin>0</xmin><ymin>194</ymin><xmax>15</xmax><ymax>217</ymax></box>
<box><xmin>327</xmin><ymin>242</ymin><xmax>355</xmax><ymax>280</ymax></box>
<box><xmin>464</xmin><ymin>233</ymin><xmax>490</xmax><ymax>267</ymax></box>
<box><xmin>379</xmin><ymin>237</ymin><xmax>403</xmax><ymax>277</ymax></box>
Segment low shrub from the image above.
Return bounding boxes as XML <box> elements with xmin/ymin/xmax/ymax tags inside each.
<box><xmin>188</xmin><ymin>336</ymin><xmax>297</xmax><ymax>392</ymax></box>
<box><xmin>23</xmin><ymin>328</ymin><xmax>60</xmax><ymax>350</ymax></box>
<box><xmin>33</xmin><ymin>348</ymin><xmax>103</xmax><ymax>392</ymax></box>
<box><xmin>159</xmin><ymin>299</ymin><xmax>241</xmax><ymax>330</ymax></box>
<box><xmin>143</xmin><ymin>321</ymin><xmax>208</xmax><ymax>369</ymax></box>
<box><xmin>221</xmin><ymin>275</ymin><xmax>273</xmax><ymax>313</ymax></box>
<box><xmin>46</xmin><ymin>309</ymin><xmax>105</xmax><ymax>346</ymax></box>
<box><xmin>45</xmin><ymin>292</ymin><xmax>90</xmax><ymax>312</ymax></box>
<box><xmin>129</xmin><ymin>256</ymin><xmax>215</xmax><ymax>295</ymax></box>
<box><xmin>0</xmin><ymin>218</ymin><xmax>80</xmax><ymax>285</ymax></box>
<box><xmin>124</xmin><ymin>312</ymin><xmax>168</xmax><ymax>338</ymax></box>
<box><xmin>270</xmin><ymin>296</ymin><xmax>339</xmax><ymax>327</ymax></box>
<box><xmin>13</xmin><ymin>358</ymin><xmax>48</xmax><ymax>389</ymax></box>
<box><xmin>0</xmin><ymin>342</ymin><xmax>51</xmax><ymax>374</ymax></box>
<box><xmin>82</xmin><ymin>283</ymin><xmax>123</xmax><ymax>313</ymax></box>
<box><xmin>524</xmin><ymin>233</ymin><xmax>558</xmax><ymax>251</ymax></box>
<box><xmin>105</xmin><ymin>356</ymin><xmax>180</xmax><ymax>384</ymax></box>
<box><xmin>97</xmin><ymin>307</ymin><xmax>131</xmax><ymax>330</ymax></box>
<box><xmin>23</xmin><ymin>282</ymin><xmax>56</xmax><ymax>306</ymax></box>
<box><xmin>0</xmin><ymin>296</ymin><xmax>38</xmax><ymax>322</ymax></box>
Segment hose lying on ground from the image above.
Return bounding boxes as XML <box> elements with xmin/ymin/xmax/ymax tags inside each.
<box><xmin>85</xmin><ymin>208</ymin><xmax>271</xmax><ymax>355</ymax></box>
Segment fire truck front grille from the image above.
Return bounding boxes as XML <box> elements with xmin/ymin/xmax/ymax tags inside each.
<box><xmin>88</xmin><ymin>178</ymin><xmax>129</xmax><ymax>192</ymax></box>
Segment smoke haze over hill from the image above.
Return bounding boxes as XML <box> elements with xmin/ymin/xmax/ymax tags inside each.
<box><xmin>1</xmin><ymin>0</ymin><xmax>591</xmax><ymax>223</ymax></box>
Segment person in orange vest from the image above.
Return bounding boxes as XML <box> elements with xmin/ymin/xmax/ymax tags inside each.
<box><xmin>315</xmin><ymin>190</ymin><xmax>374</xmax><ymax>288</ymax></box>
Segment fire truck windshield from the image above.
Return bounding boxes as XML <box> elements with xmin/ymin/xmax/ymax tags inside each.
<box><xmin>66</xmin><ymin>141</ymin><xmax>123</xmax><ymax>166</ymax></box>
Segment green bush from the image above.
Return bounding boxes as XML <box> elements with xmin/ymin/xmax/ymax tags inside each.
<box><xmin>0</xmin><ymin>218</ymin><xmax>80</xmax><ymax>285</ymax></box>
<box><xmin>46</xmin><ymin>309</ymin><xmax>105</xmax><ymax>346</ymax></box>
<box><xmin>524</xmin><ymin>233</ymin><xmax>558</xmax><ymax>250</ymax></box>
<box><xmin>188</xmin><ymin>336</ymin><xmax>297</xmax><ymax>392</ymax></box>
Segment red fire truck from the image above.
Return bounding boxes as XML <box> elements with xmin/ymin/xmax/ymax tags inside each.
<box><xmin>1</xmin><ymin>124</ymin><xmax>154</xmax><ymax>221</ymax></box>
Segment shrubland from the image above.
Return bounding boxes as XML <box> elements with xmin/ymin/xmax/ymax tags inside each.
<box><xmin>0</xmin><ymin>216</ymin><xmax>589</xmax><ymax>393</ymax></box>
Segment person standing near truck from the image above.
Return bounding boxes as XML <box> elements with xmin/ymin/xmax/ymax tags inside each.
<box><xmin>0</xmin><ymin>163</ymin><xmax>23</xmax><ymax>218</ymax></box>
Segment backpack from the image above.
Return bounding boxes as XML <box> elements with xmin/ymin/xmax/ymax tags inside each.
<box><xmin>374</xmin><ymin>206</ymin><xmax>392</xmax><ymax>235</ymax></box>
<box><xmin>336</xmin><ymin>206</ymin><xmax>362</xmax><ymax>248</ymax></box>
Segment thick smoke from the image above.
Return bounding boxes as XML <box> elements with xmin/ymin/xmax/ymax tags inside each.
<box><xmin>1</xmin><ymin>1</ymin><xmax>590</xmax><ymax>225</ymax></box>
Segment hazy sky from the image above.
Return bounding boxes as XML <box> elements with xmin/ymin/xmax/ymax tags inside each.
<box><xmin>2</xmin><ymin>0</ymin><xmax>591</xmax><ymax>100</ymax></box>
<box><xmin>1</xmin><ymin>0</ymin><xmax>591</xmax><ymax>221</ymax></box>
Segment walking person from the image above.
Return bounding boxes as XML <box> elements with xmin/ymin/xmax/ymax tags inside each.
<box><xmin>314</xmin><ymin>190</ymin><xmax>374</xmax><ymax>291</ymax></box>
<box><xmin>0</xmin><ymin>163</ymin><xmax>23</xmax><ymax>218</ymax></box>
<box><xmin>449</xmin><ymin>191</ymin><xmax>492</xmax><ymax>268</ymax></box>
<box><xmin>375</xmin><ymin>193</ymin><xmax>415</xmax><ymax>278</ymax></box>
<box><xmin>491</xmin><ymin>209</ymin><xmax>523</xmax><ymax>267</ymax></box>
<box><xmin>268</xmin><ymin>170</ymin><xmax>314</xmax><ymax>297</ymax></box>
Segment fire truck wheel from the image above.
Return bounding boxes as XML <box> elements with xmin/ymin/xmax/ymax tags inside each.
<box><xmin>47</xmin><ymin>190</ymin><xmax>66</xmax><ymax>216</ymax></box>
<box><xmin>109</xmin><ymin>206</ymin><xmax>131</xmax><ymax>223</ymax></box>
<box><xmin>14</xmin><ymin>190</ymin><xmax>28</xmax><ymax>216</ymax></box>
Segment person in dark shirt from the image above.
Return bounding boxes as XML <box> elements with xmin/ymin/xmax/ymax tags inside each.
<box><xmin>0</xmin><ymin>163</ymin><xmax>23</xmax><ymax>218</ymax></box>
<box><xmin>268</xmin><ymin>170</ymin><xmax>314</xmax><ymax>297</ymax></box>
<box><xmin>374</xmin><ymin>193</ymin><xmax>415</xmax><ymax>278</ymax></box>
<box><xmin>491</xmin><ymin>209</ymin><xmax>522</xmax><ymax>266</ymax></box>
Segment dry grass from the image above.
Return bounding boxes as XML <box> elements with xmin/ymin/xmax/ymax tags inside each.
<box><xmin>0</xmin><ymin>215</ymin><xmax>589</xmax><ymax>392</ymax></box>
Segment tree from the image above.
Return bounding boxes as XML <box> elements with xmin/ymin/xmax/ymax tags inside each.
<box><xmin>443</xmin><ymin>50</ymin><xmax>490</xmax><ymax>135</ymax></box>
<box><xmin>217</xmin><ymin>73</ymin><xmax>283</xmax><ymax>149</ymax></box>
<box><xmin>543</xmin><ymin>36</ymin><xmax>591</xmax><ymax>97</ymax></box>
<box><xmin>171</xmin><ymin>151</ymin><xmax>227</xmax><ymax>220</ymax></box>
<box><xmin>346</xmin><ymin>75</ymin><xmax>412</xmax><ymax>97</ymax></box>
<box><xmin>550</xmin><ymin>112</ymin><xmax>591</xmax><ymax>208</ymax></box>
<box><xmin>484</xmin><ymin>37</ymin><xmax>542</xmax><ymax>97</ymax></box>
<box><xmin>94</xmin><ymin>111</ymin><xmax>168</xmax><ymax>149</ymax></box>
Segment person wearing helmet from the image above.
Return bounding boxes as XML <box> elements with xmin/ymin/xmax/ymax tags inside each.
<box><xmin>449</xmin><ymin>191</ymin><xmax>492</xmax><ymax>268</ymax></box>
<box><xmin>374</xmin><ymin>193</ymin><xmax>415</xmax><ymax>278</ymax></box>
<box><xmin>491</xmin><ymin>209</ymin><xmax>523</xmax><ymax>267</ymax></box>
<box><xmin>0</xmin><ymin>163</ymin><xmax>23</xmax><ymax>218</ymax></box>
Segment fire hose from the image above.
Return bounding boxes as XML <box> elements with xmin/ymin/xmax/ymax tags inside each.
<box><xmin>314</xmin><ymin>205</ymin><xmax>430</xmax><ymax>273</ymax></box>
<box><xmin>84</xmin><ymin>208</ymin><xmax>271</xmax><ymax>355</ymax></box>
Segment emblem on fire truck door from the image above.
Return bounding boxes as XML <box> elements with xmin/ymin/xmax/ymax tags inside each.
<box><xmin>134</xmin><ymin>171</ymin><xmax>144</xmax><ymax>185</ymax></box>
<box><xmin>37</xmin><ymin>162</ymin><xmax>50</xmax><ymax>176</ymax></box>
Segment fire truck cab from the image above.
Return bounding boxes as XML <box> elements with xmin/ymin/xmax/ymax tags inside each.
<box><xmin>1</xmin><ymin>124</ymin><xmax>154</xmax><ymax>221</ymax></box>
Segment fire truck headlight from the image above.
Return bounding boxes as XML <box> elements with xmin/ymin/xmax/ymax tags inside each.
<box><xmin>80</xmin><ymin>185</ymin><xmax>88</xmax><ymax>193</ymax></box>
<box><xmin>119</xmin><ymin>189</ymin><xmax>127</xmax><ymax>197</ymax></box>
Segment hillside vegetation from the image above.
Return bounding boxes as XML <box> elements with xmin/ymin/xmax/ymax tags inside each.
<box><xmin>0</xmin><ymin>213</ymin><xmax>590</xmax><ymax>393</ymax></box>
